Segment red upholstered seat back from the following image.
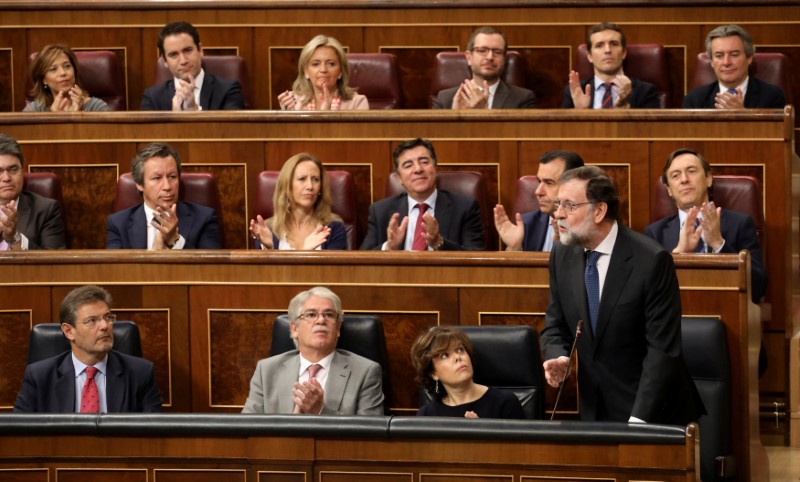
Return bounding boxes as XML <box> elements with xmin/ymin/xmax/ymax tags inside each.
<box><xmin>429</xmin><ymin>51</ymin><xmax>527</xmax><ymax>108</ymax></box>
<box><xmin>512</xmin><ymin>175</ymin><xmax>541</xmax><ymax>216</ymax></box>
<box><xmin>113</xmin><ymin>172</ymin><xmax>224</xmax><ymax>245</ymax></box>
<box><xmin>23</xmin><ymin>172</ymin><xmax>69</xmax><ymax>247</ymax></box>
<box><xmin>254</xmin><ymin>170</ymin><xmax>357</xmax><ymax>249</ymax></box>
<box><xmin>689</xmin><ymin>52</ymin><xmax>792</xmax><ymax>105</ymax></box>
<box><xmin>26</xmin><ymin>50</ymin><xmax>126</xmax><ymax>111</ymax></box>
<box><xmin>385</xmin><ymin>170</ymin><xmax>494</xmax><ymax>250</ymax></box>
<box><xmin>152</xmin><ymin>55</ymin><xmax>253</xmax><ymax>109</ymax></box>
<box><xmin>346</xmin><ymin>53</ymin><xmax>403</xmax><ymax>109</ymax></box>
<box><xmin>575</xmin><ymin>44</ymin><xmax>670</xmax><ymax>107</ymax></box>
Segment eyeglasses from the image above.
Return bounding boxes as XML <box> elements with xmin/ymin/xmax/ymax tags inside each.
<box><xmin>0</xmin><ymin>165</ymin><xmax>21</xmax><ymax>176</ymax></box>
<box><xmin>297</xmin><ymin>310</ymin><xmax>339</xmax><ymax>323</ymax></box>
<box><xmin>553</xmin><ymin>200</ymin><xmax>595</xmax><ymax>214</ymax></box>
<box><xmin>472</xmin><ymin>47</ymin><xmax>505</xmax><ymax>57</ymax></box>
<box><xmin>81</xmin><ymin>313</ymin><xmax>117</xmax><ymax>327</ymax></box>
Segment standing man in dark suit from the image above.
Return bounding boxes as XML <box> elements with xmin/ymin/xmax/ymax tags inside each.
<box><xmin>541</xmin><ymin>166</ymin><xmax>702</xmax><ymax>424</ymax></box>
<box><xmin>562</xmin><ymin>22</ymin><xmax>660</xmax><ymax>109</ymax></box>
<box><xmin>683</xmin><ymin>25</ymin><xmax>786</xmax><ymax>109</ymax></box>
<box><xmin>0</xmin><ymin>133</ymin><xmax>65</xmax><ymax>250</ymax></box>
<box><xmin>433</xmin><ymin>26</ymin><xmax>536</xmax><ymax>110</ymax></box>
<box><xmin>493</xmin><ymin>149</ymin><xmax>584</xmax><ymax>251</ymax></box>
<box><xmin>141</xmin><ymin>21</ymin><xmax>244</xmax><ymax>111</ymax></box>
<box><xmin>14</xmin><ymin>285</ymin><xmax>162</xmax><ymax>413</ymax></box>
<box><xmin>242</xmin><ymin>286</ymin><xmax>384</xmax><ymax>415</ymax></box>
<box><xmin>360</xmin><ymin>138</ymin><xmax>484</xmax><ymax>251</ymax></box>
<box><xmin>106</xmin><ymin>142</ymin><xmax>221</xmax><ymax>249</ymax></box>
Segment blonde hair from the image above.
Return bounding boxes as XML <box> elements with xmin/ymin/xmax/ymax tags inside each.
<box><xmin>292</xmin><ymin>35</ymin><xmax>356</xmax><ymax>102</ymax></box>
<box><xmin>270</xmin><ymin>153</ymin><xmax>341</xmax><ymax>239</ymax></box>
<box><xmin>29</xmin><ymin>44</ymin><xmax>87</xmax><ymax>108</ymax></box>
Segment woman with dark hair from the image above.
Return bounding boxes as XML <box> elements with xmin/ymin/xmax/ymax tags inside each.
<box><xmin>410</xmin><ymin>326</ymin><xmax>524</xmax><ymax>419</ymax></box>
<box><xmin>25</xmin><ymin>44</ymin><xmax>110</xmax><ymax>112</ymax></box>
<box><xmin>249</xmin><ymin>153</ymin><xmax>347</xmax><ymax>250</ymax></box>
<box><xmin>276</xmin><ymin>35</ymin><xmax>368</xmax><ymax>111</ymax></box>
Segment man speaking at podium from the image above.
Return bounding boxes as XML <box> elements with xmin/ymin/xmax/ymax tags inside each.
<box><xmin>540</xmin><ymin>166</ymin><xmax>703</xmax><ymax>424</ymax></box>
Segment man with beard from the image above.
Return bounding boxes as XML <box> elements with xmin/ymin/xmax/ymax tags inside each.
<box><xmin>433</xmin><ymin>26</ymin><xmax>536</xmax><ymax>110</ymax></box>
<box><xmin>540</xmin><ymin>166</ymin><xmax>703</xmax><ymax>424</ymax></box>
<box><xmin>242</xmin><ymin>286</ymin><xmax>384</xmax><ymax>415</ymax></box>
<box><xmin>562</xmin><ymin>22</ymin><xmax>659</xmax><ymax>109</ymax></box>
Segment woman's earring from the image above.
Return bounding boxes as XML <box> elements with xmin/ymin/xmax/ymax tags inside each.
<box><xmin>434</xmin><ymin>380</ymin><xmax>439</xmax><ymax>395</ymax></box>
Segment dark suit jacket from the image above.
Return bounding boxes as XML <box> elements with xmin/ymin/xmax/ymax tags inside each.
<box><xmin>17</xmin><ymin>190</ymin><xmax>66</xmax><ymax>249</ymax></box>
<box><xmin>106</xmin><ymin>201</ymin><xmax>221</xmax><ymax>249</ymax></box>
<box><xmin>561</xmin><ymin>76</ymin><xmax>660</xmax><ymax>108</ymax></box>
<box><xmin>682</xmin><ymin>76</ymin><xmax>786</xmax><ymax>108</ymax></box>
<box><xmin>541</xmin><ymin>224</ymin><xmax>703</xmax><ymax>424</ymax></box>
<box><xmin>360</xmin><ymin>190</ymin><xmax>485</xmax><ymax>251</ymax></box>
<box><xmin>13</xmin><ymin>350</ymin><xmax>163</xmax><ymax>413</ymax></box>
<box><xmin>520</xmin><ymin>209</ymin><xmax>551</xmax><ymax>252</ymax></box>
<box><xmin>140</xmin><ymin>72</ymin><xmax>245</xmax><ymax>111</ymax></box>
<box><xmin>433</xmin><ymin>80</ymin><xmax>536</xmax><ymax>109</ymax></box>
<box><xmin>644</xmin><ymin>209</ymin><xmax>767</xmax><ymax>302</ymax></box>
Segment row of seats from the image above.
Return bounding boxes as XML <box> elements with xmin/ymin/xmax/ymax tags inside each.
<box><xmin>24</xmin><ymin>47</ymin><xmax>794</xmax><ymax>110</ymax></box>
<box><xmin>24</xmin><ymin>316</ymin><xmax>731</xmax><ymax>480</ymax></box>
<box><xmin>23</xmin><ymin>169</ymin><xmax>764</xmax><ymax>252</ymax></box>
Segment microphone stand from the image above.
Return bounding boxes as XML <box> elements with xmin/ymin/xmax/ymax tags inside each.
<box><xmin>550</xmin><ymin>320</ymin><xmax>583</xmax><ymax>421</ymax></box>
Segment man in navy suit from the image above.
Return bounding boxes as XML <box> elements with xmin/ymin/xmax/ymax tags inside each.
<box><xmin>433</xmin><ymin>26</ymin><xmax>536</xmax><ymax>110</ymax></box>
<box><xmin>106</xmin><ymin>142</ymin><xmax>221</xmax><ymax>250</ymax></box>
<box><xmin>562</xmin><ymin>22</ymin><xmax>659</xmax><ymax>109</ymax></box>
<box><xmin>141</xmin><ymin>21</ymin><xmax>244</xmax><ymax>111</ymax></box>
<box><xmin>14</xmin><ymin>285</ymin><xmax>162</xmax><ymax>413</ymax></box>
<box><xmin>541</xmin><ymin>166</ymin><xmax>702</xmax><ymax>424</ymax></box>
<box><xmin>360</xmin><ymin>138</ymin><xmax>484</xmax><ymax>251</ymax></box>
<box><xmin>493</xmin><ymin>150</ymin><xmax>584</xmax><ymax>251</ymax></box>
<box><xmin>683</xmin><ymin>25</ymin><xmax>786</xmax><ymax>109</ymax></box>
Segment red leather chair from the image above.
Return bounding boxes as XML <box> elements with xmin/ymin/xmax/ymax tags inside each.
<box><xmin>511</xmin><ymin>175</ymin><xmax>541</xmax><ymax>217</ymax></box>
<box><xmin>574</xmin><ymin>44</ymin><xmax>670</xmax><ymax>107</ymax></box>
<box><xmin>26</xmin><ymin>50</ymin><xmax>126</xmax><ymax>111</ymax></box>
<box><xmin>385</xmin><ymin>170</ymin><xmax>494</xmax><ymax>250</ymax></box>
<box><xmin>651</xmin><ymin>175</ymin><xmax>763</xmax><ymax>245</ymax></box>
<box><xmin>429</xmin><ymin>51</ymin><xmax>528</xmax><ymax>108</ymax></box>
<box><xmin>152</xmin><ymin>56</ymin><xmax>253</xmax><ymax>109</ymax></box>
<box><xmin>253</xmin><ymin>170</ymin><xmax>357</xmax><ymax>249</ymax></box>
<box><xmin>689</xmin><ymin>52</ymin><xmax>792</xmax><ymax>105</ymax></box>
<box><xmin>112</xmin><ymin>172</ymin><xmax>224</xmax><ymax>245</ymax></box>
<box><xmin>347</xmin><ymin>53</ymin><xmax>403</xmax><ymax>110</ymax></box>
<box><xmin>23</xmin><ymin>172</ymin><xmax>69</xmax><ymax>247</ymax></box>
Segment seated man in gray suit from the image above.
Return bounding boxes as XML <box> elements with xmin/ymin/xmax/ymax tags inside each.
<box><xmin>433</xmin><ymin>26</ymin><xmax>536</xmax><ymax>110</ymax></box>
<box><xmin>242</xmin><ymin>286</ymin><xmax>384</xmax><ymax>415</ymax></box>
<box><xmin>0</xmin><ymin>133</ymin><xmax>66</xmax><ymax>250</ymax></box>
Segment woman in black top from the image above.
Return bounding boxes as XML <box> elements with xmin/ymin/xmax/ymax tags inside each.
<box><xmin>410</xmin><ymin>326</ymin><xmax>524</xmax><ymax>419</ymax></box>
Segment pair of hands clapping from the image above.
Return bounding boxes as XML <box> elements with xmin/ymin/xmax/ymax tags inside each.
<box><xmin>249</xmin><ymin>215</ymin><xmax>332</xmax><ymax>250</ymax></box>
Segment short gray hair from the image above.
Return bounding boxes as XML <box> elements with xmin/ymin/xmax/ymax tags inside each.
<box><xmin>705</xmin><ymin>25</ymin><xmax>755</xmax><ymax>58</ymax></box>
<box><xmin>131</xmin><ymin>142</ymin><xmax>182</xmax><ymax>185</ymax></box>
<box><xmin>287</xmin><ymin>285</ymin><xmax>343</xmax><ymax>332</ymax></box>
<box><xmin>60</xmin><ymin>285</ymin><xmax>112</xmax><ymax>326</ymax></box>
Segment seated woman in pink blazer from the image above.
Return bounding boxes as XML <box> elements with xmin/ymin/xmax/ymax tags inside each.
<box><xmin>277</xmin><ymin>35</ymin><xmax>369</xmax><ymax>111</ymax></box>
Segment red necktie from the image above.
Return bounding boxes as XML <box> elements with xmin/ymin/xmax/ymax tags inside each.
<box><xmin>412</xmin><ymin>203</ymin><xmax>429</xmax><ymax>251</ymax></box>
<box><xmin>601</xmin><ymin>82</ymin><xmax>613</xmax><ymax>109</ymax></box>
<box><xmin>308</xmin><ymin>363</ymin><xmax>322</xmax><ymax>379</ymax></box>
<box><xmin>80</xmin><ymin>366</ymin><xmax>99</xmax><ymax>413</ymax></box>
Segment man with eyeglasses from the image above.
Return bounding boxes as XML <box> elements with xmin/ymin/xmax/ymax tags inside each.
<box><xmin>540</xmin><ymin>166</ymin><xmax>703</xmax><ymax>424</ymax></box>
<box><xmin>562</xmin><ymin>22</ymin><xmax>659</xmax><ymax>109</ymax></box>
<box><xmin>242</xmin><ymin>286</ymin><xmax>384</xmax><ymax>415</ymax></box>
<box><xmin>432</xmin><ymin>26</ymin><xmax>536</xmax><ymax>110</ymax></box>
<box><xmin>14</xmin><ymin>285</ymin><xmax>163</xmax><ymax>413</ymax></box>
<box><xmin>0</xmin><ymin>133</ymin><xmax>66</xmax><ymax>250</ymax></box>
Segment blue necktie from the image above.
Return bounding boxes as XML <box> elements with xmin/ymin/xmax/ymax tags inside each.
<box><xmin>585</xmin><ymin>250</ymin><xmax>601</xmax><ymax>334</ymax></box>
<box><xmin>694</xmin><ymin>218</ymin><xmax>706</xmax><ymax>253</ymax></box>
<box><xmin>726</xmin><ymin>88</ymin><xmax>737</xmax><ymax>95</ymax></box>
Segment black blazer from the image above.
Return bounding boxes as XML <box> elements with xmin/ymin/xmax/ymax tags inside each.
<box><xmin>644</xmin><ymin>208</ymin><xmax>767</xmax><ymax>302</ymax></box>
<box><xmin>360</xmin><ymin>189</ymin><xmax>485</xmax><ymax>251</ymax></box>
<box><xmin>561</xmin><ymin>76</ymin><xmax>660</xmax><ymax>108</ymax></box>
<box><xmin>520</xmin><ymin>209</ymin><xmax>550</xmax><ymax>252</ymax></box>
<box><xmin>682</xmin><ymin>76</ymin><xmax>786</xmax><ymax>108</ymax></box>
<box><xmin>14</xmin><ymin>350</ymin><xmax>163</xmax><ymax>413</ymax></box>
<box><xmin>17</xmin><ymin>190</ymin><xmax>66</xmax><ymax>249</ymax></box>
<box><xmin>140</xmin><ymin>72</ymin><xmax>245</xmax><ymax>111</ymax></box>
<box><xmin>541</xmin><ymin>224</ymin><xmax>703</xmax><ymax>424</ymax></box>
<box><xmin>433</xmin><ymin>80</ymin><xmax>536</xmax><ymax>109</ymax></box>
<box><xmin>106</xmin><ymin>201</ymin><xmax>221</xmax><ymax>249</ymax></box>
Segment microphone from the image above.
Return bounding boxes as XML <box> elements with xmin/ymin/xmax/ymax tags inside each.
<box><xmin>550</xmin><ymin>320</ymin><xmax>583</xmax><ymax>421</ymax></box>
